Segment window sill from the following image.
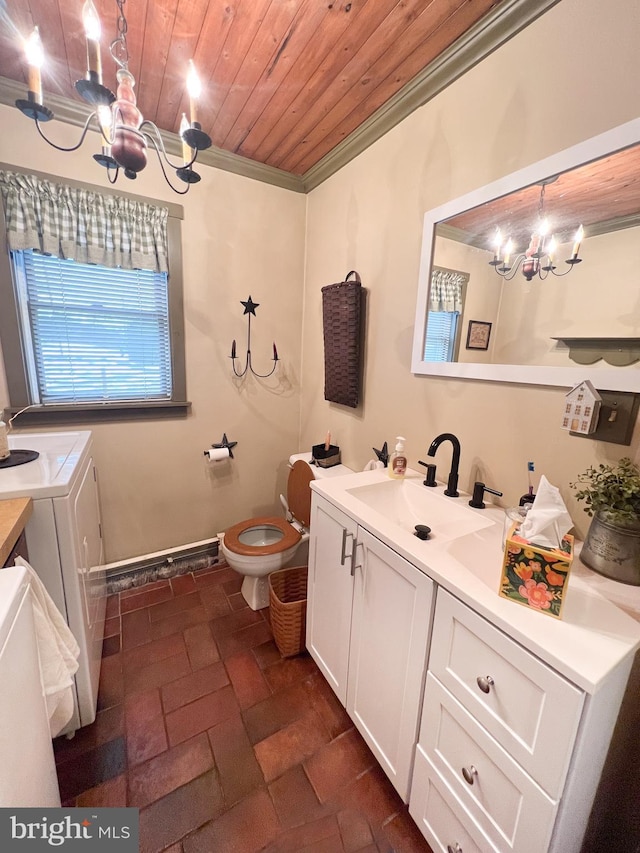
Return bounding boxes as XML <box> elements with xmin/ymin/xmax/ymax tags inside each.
<box><xmin>4</xmin><ymin>401</ymin><xmax>192</xmax><ymax>426</ymax></box>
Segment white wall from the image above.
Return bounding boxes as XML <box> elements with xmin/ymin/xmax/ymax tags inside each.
<box><xmin>0</xmin><ymin>109</ymin><xmax>306</xmax><ymax>561</ymax></box>
<box><xmin>301</xmin><ymin>0</ymin><xmax>640</xmax><ymax>539</ymax></box>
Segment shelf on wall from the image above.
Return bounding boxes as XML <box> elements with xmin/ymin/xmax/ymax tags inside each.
<box><xmin>550</xmin><ymin>337</ymin><xmax>640</xmax><ymax>366</ymax></box>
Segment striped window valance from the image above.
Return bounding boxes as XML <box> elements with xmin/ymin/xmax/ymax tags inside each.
<box><xmin>0</xmin><ymin>171</ymin><xmax>168</xmax><ymax>273</ymax></box>
<box><xmin>429</xmin><ymin>267</ymin><xmax>469</xmax><ymax>313</ymax></box>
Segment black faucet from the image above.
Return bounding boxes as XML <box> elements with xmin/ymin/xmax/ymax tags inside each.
<box><xmin>427</xmin><ymin>433</ymin><xmax>460</xmax><ymax>497</ymax></box>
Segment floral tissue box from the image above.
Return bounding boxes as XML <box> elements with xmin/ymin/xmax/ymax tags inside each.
<box><xmin>499</xmin><ymin>523</ymin><xmax>574</xmax><ymax>619</ymax></box>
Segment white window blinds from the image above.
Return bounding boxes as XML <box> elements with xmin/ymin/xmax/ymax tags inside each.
<box><xmin>12</xmin><ymin>250</ymin><xmax>172</xmax><ymax>404</ymax></box>
<box><xmin>424</xmin><ymin>311</ymin><xmax>459</xmax><ymax>362</ymax></box>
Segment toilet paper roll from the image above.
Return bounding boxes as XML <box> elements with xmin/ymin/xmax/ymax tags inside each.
<box><xmin>206</xmin><ymin>447</ymin><xmax>230</xmax><ymax>462</ymax></box>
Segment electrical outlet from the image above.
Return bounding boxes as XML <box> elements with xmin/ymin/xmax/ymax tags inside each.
<box><xmin>571</xmin><ymin>390</ymin><xmax>640</xmax><ymax>445</ymax></box>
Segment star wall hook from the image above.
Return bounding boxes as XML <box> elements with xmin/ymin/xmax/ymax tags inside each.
<box><xmin>230</xmin><ymin>295</ymin><xmax>279</xmax><ymax>378</ymax></box>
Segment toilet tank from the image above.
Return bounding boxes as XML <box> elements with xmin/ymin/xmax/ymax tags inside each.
<box><xmin>289</xmin><ymin>452</ymin><xmax>353</xmax><ymax>479</ymax></box>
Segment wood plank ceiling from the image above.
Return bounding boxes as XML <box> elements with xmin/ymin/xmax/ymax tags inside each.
<box><xmin>0</xmin><ymin>0</ymin><xmax>507</xmax><ymax>178</ymax></box>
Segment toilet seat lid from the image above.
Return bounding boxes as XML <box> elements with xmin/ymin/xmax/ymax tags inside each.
<box><xmin>287</xmin><ymin>460</ymin><xmax>314</xmax><ymax>527</ymax></box>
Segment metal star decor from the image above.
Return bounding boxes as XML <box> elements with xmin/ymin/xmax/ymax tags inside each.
<box><xmin>230</xmin><ymin>296</ymin><xmax>279</xmax><ymax>378</ymax></box>
<box><xmin>241</xmin><ymin>296</ymin><xmax>260</xmax><ymax>316</ymax></box>
<box><xmin>373</xmin><ymin>442</ymin><xmax>389</xmax><ymax>467</ymax></box>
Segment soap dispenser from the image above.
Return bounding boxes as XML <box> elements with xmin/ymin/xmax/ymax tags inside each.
<box><xmin>388</xmin><ymin>436</ymin><xmax>407</xmax><ymax>479</ymax></box>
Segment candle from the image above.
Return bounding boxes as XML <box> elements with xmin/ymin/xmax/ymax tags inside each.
<box><xmin>492</xmin><ymin>228</ymin><xmax>502</xmax><ymax>261</ymax></box>
<box><xmin>273</xmin><ymin>342</ymin><xmax>278</xmax><ymax>361</ymax></box>
<box><xmin>186</xmin><ymin>60</ymin><xmax>202</xmax><ymax>125</ymax></box>
<box><xmin>231</xmin><ymin>340</ymin><xmax>236</xmax><ymax>359</ymax></box>
<box><xmin>82</xmin><ymin>0</ymin><xmax>102</xmax><ymax>82</ymax></box>
<box><xmin>179</xmin><ymin>113</ymin><xmax>192</xmax><ymax>165</ymax></box>
<box><xmin>546</xmin><ymin>236</ymin><xmax>557</xmax><ymax>263</ymax></box>
<box><xmin>24</xmin><ymin>27</ymin><xmax>44</xmax><ymax>103</ymax></box>
<box><xmin>571</xmin><ymin>225</ymin><xmax>584</xmax><ymax>258</ymax></box>
<box><xmin>503</xmin><ymin>238</ymin><xmax>514</xmax><ymax>268</ymax></box>
<box><xmin>325</xmin><ymin>431</ymin><xmax>331</xmax><ymax>451</ymax></box>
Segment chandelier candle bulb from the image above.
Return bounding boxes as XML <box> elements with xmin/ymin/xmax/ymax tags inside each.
<box><xmin>503</xmin><ymin>238</ymin><xmax>514</xmax><ymax>268</ymax></box>
<box><xmin>82</xmin><ymin>0</ymin><xmax>102</xmax><ymax>82</ymax></box>
<box><xmin>24</xmin><ymin>28</ymin><xmax>44</xmax><ymax>103</ymax></box>
<box><xmin>571</xmin><ymin>225</ymin><xmax>584</xmax><ymax>259</ymax></box>
<box><xmin>180</xmin><ymin>113</ymin><xmax>192</xmax><ymax>165</ymax></box>
<box><xmin>187</xmin><ymin>60</ymin><xmax>202</xmax><ymax>125</ymax></box>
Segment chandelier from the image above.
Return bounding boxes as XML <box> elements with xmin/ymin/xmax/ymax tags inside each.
<box><xmin>15</xmin><ymin>0</ymin><xmax>212</xmax><ymax>194</ymax></box>
<box><xmin>489</xmin><ymin>179</ymin><xmax>584</xmax><ymax>281</ymax></box>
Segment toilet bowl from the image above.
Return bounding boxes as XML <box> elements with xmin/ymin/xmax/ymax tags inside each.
<box><xmin>221</xmin><ymin>454</ymin><xmax>352</xmax><ymax>610</ymax></box>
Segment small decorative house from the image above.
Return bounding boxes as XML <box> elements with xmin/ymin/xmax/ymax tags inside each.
<box><xmin>562</xmin><ymin>380</ymin><xmax>602</xmax><ymax>435</ymax></box>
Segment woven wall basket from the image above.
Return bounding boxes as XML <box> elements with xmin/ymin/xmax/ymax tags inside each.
<box><xmin>321</xmin><ymin>270</ymin><xmax>364</xmax><ymax>408</ymax></box>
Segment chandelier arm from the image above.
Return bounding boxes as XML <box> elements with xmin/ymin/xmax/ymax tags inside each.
<box><xmin>34</xmin><ymin>111</ymin><xmax>97</xmax><ymax>153</ymax></box>
<box><xmin>106</xmin><ymin>165</ymin><xmax>120</xmax><ymax>184</ymax></box>
<box><xmin>140</xmin><ymin>120</ymin><xmax>198</xmax><ymax>170</ymax></box>
<box><xmin>142</xmin><ymin>132</ymin><xmax>192</xmax><ymax>195</ymax></box>
<box><xmin>548</xmin><ymin>265</ymin><xmax>577</xmax><ymax>277</ymax></box>
<box><xmin>492</xmin><ymin>255</ymin><xmax>524</xmax><ymax>281</ymax></box>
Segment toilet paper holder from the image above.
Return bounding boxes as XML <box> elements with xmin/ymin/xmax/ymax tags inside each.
<box><xmin>204</xmin><ymin>433</ymin><xmax>238</xmax><ymax>460</ymax></box>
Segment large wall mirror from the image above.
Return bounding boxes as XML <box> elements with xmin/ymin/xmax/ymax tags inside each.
<box><xmin>411</xmin><ymin>119</ymin><xmax>640</xmax><ymax>390</ymax></box>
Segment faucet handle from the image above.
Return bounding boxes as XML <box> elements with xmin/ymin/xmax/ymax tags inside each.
<box><xmin>418</xmin><ymin>460</ymin><xmax>437</xmax><ymax>487</ymax></box>
<box><xmin>469</xmin><ymin>481</ymin><xmax>503</xmax><ymax>509</ymax></box>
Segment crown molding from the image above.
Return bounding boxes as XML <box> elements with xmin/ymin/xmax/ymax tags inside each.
<box><xmin>301</xmin><ymin>0</ymin><xmax>561</xmax><ymax>191</ymax></box>
<box><xmin>0</xmin><ymin>0</ymin><xmax>559</xmax><ymax>195</ymax></box>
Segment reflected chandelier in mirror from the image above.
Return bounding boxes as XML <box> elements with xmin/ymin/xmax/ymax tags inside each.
<box><xmin>411</xmin><ymin>118</ymin><xmax>640</xmax><ymax>390</ymax></box>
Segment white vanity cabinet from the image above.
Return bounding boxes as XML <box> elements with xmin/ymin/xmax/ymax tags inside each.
<box><xmin>307</xmin><ymin>493</ymin><xmax>434</xmax><ymax>800</ymax></box>
<box><xmin>409</xmin><ymin>589</ymin><xmax>585</xmax><ymax>853</ymax></box>
<box><xmin>306</xmin><ymin>496</ymin><xmax>357</xmax><ymax>703</ymax></box>
<box><xmin>307</xmin><ymin>469</ymin><xmax>640</xmax><ymax>853</ymax></box>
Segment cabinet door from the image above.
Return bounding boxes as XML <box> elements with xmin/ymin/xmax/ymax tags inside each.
<box><xmin>306</xmin><ymin>495</ymin><xmax>357</xmax><ymax>704</ymax></box>
<box><xmin>347</xmin><ymin>526</ymin><xmax>434</xmax><ymax>800</ymax></box>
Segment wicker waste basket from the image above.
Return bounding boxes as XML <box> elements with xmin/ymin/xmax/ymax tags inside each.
<box><xmin>268</xmin><ymin>565</ymin><xmax>308</xmax><ymax>658</ymax></box>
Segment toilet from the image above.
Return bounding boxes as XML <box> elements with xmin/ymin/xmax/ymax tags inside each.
<box><xmin>221</xmin><ymin>453</ymin><xmax>353</xmax><ymax>610</ymax></box>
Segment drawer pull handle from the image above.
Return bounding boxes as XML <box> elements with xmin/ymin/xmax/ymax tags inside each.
<box><xmin>462</xmin><ymin>765</ymin><xmax>478</xmax><ymax>785</ymax></box>
<box><xmin>447</xmin><ymin>845</ymin><xmax>463</xmax><ymax>853</ymax></box>
<box><xmin>476</xmin><ymin>675</ymin><xmax>494</xmax><ymax>694</ymax></box>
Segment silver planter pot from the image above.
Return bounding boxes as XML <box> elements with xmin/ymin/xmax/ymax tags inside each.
<box><xmin>581</xmin><ymin>511</ymin><xmax>640</xmax><ymax>585</ymax></box>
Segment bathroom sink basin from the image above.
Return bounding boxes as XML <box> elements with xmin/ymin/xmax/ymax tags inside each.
<box><xmin>345</xmin><ymin>478</ymin><xmax>494</xmax><ymax>542</ymax></box>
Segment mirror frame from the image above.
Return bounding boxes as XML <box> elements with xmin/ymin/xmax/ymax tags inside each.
<box><xmin>411</xmin><ymin>118</ymin><xmax>640</xmax><ymax>391</ymax></box>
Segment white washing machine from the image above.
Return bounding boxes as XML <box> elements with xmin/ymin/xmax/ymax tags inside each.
<box><xmin>0</xmin><ymin>564</ymin><xmax>61</xmax><ymax>805</ymax></box>
<box><xmin>1</xmin><ymin>430</ymin><xmax>106</xmax><ymax>734</ymax></box>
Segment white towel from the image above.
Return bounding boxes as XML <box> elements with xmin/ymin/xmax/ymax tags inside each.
<box><xmin>14</xmin><ymin>557</ymin><xmax>80</xmax><ymax>737</ymax></box>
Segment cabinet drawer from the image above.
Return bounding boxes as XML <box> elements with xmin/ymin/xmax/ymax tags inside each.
<box><xmin>420</xmin><ymin>673</ymin><xmax>556</xmax><ymax>853</ymax></box>
<box><xmin>410</xmin><ymin>744</ymin><xmax>500</xmax><ymax>853</ymax></box>
<box><xmin>429</xmin><ymin>590</ymin><xmax>584</xmax><ymax>796</ymax></box>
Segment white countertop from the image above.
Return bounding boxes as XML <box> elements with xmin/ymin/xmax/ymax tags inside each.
<box><xmin>311</xmin><ymin>468</ymin><xmax>640</xmax><ymax>694</ymax></box>
<box><xmin>1</xmin><ymin>431</ymin><xmax>93</xmax><ymax>499</ymax></box>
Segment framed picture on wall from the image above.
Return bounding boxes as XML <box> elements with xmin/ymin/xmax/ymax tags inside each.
<box><xmin>466</xmin><ymin>320</ymin><xmax>492</xmax><ymax>351</ymax></box>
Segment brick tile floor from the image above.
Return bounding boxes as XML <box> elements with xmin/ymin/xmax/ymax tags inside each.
<box><xmin>54</xmin><ymin>564</ymin><xmax>433</xmax><ymax>853</ymax></box>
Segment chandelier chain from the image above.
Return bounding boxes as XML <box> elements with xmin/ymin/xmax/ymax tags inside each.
<box><xmin>537</xmin><ymin>183</ymin><xmax>546</xmax><ymax>220</ymax></box>
<box><xmin>110</xmin><ymin>0</ymin><xmax>130</xmax><ymax>70</ymax></box>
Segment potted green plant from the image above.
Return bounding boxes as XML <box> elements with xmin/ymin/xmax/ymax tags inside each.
<box><xmin>571</xmin><ymin>457</ymin><xmax>640</xmax><ymax>585</ymax></box>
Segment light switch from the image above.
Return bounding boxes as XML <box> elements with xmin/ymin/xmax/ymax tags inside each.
<box><xmin>570</xmin><ymin>390</ymin><xmax>640</xmax><ymax>445</ymax></box>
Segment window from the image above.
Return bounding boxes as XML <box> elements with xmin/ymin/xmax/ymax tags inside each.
<box><xmin>0</xmin><ymin>170</ymin><xmax>188</xmax><ymax>423</ymax></box>
<box><xmin>11</xmin><ymin>250</ymin><xmax>172</xmax><ymax>405</ymax></box>
<box><xmin>424</xmin><ymin>311</ymin><xmax>460</xmax><ymax>362</ymax></box>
